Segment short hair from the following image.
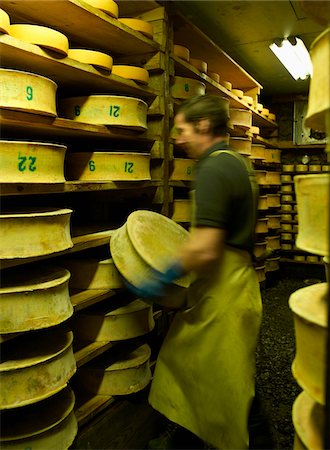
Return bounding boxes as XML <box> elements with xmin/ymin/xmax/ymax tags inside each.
<box><xmin>177</xmin><ymin>95</ymin><xmax>231</xmax><ymax>136</ymax></box>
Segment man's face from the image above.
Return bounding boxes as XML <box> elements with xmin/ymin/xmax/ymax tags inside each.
<box><xmin>174</xmin><ymin>112</ymin><xmax>201</xmax><ymax>159</ymax></box>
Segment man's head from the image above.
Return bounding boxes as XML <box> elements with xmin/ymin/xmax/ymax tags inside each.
<box><xmin>174</xmin><ymin>95</ymin><xmax>231</xmax><ymax>158</ymax></box>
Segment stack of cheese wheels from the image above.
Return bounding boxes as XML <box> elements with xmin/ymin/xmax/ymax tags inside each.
<box><xmin>229</xmin><ymin>137</ymin><xmax>252</xmax><ymax>156</ymax></box>
<box><xmin>0</xmin><ymin>69</ymin><xmax>57</xmax><ymax>116</ymax></box>
<box><xmin>66</xmin><ymin>152</ymin><xmax>150</xmax><ymax>181</ymax></box>
<box><xmin>59</xmin><ymin>95</ymin><xmax>148</xmax><ymax>130</ymax></box>
<box><xmin>0</xmin><ymin>208</ymin><xmax>73</xmax><ymax>259</ymax></box>
<box><xmin>0</xmin><ymin>140</ymin><xmax>66</xmax><ymax>183</ymax></box>
<box><xmin>169</xmin><ymin>158</ymin><xmax>196</xmax><ymax>181</ymax></box>
<box><xmin>295</xmin><ymin>174</ymin><xmax>329</xmax><ymax>256</ymax></box>
<box><xmin>111</xmin><ymin>65</ymin><xmax>149</xmax><ymax>84</ymax></box>
<box><xmin>68</xmin><ymin>49</ymin><xmax>113</xmax><ymax>71</ymax></box>
<box><xmin>10</xmin><ymin>24</ymin><xmax>69</xmax><ymax>56</ymax></box>
<box><xmin>72</xmin><ymin>299</ymin><xmax>155</xmax><ymax>342</ymax></box>
<box><xmin>0</xmin><ymin>328</ymin><xmax>76</xmax><ymax>409</ymax></box>
<box><xmin>173</xmin><ymin>44</ymin><xmax>190</xmax><ymax>62</ymax></box>
<box><xmin>110</xmin><ymin>210</ymin><xmax>191</xmax><ymax>309</ymax></box>
<box><xmin>0</xmin><ymin>386</ymin><xmax>78</xmax><ymax>450</ymax></box>
<box><xmin>189</xmin><ymin>58</ymin><xmax>207</xmax><ymax>73</ymax></box>
<box><xmin>289</xmin><ymin>282</ymin><xmax>328</xmax><ymax>405</ymax></box>
<box><xmin>230</xmin><ymin>108</ymin><xmax>252</xmax><ymax>129</ymax></box>
<box><xmin>292</xmin><ymin>390</ymin><xmax>324</xmax><ymax>449</ymax></box>
<box><xmin>76</xmin><ymin>343</ymin><xmax>152</xmax><ymax>395</ymax></box>
<box><xmin>83</xmin><ymin>0</ymin><xmax>118</xmax><ymax>18</ymax></box>
<box><xmin>63</xmin><ymin>257</ymin><xmax>124</xmax><ymax>290</ymax></box>
<box><xmin>305</xmin><ymin>28</ymin><xmax>329</xmax><ymax>132</ymax></box>
<box><xmin>0</xmin><ymin>8</ymin><xmax>10</xmax><ymax>34</ymax></box>
<box><xmin>119</xmin><ymin>18</ymin><xmax>153</xmax><ymax>39</ymax></box>
<box><xmin>170</xmin><ymin>76</ymin><xmax>206</xmax><ymax>99</ymax></box>
<box><xmin>172</xmin><ymin>199</ymin><xmax>192</xmax><ymax>223</ymax></box>
<box><xmin>0</xmin><ymin>266</ymin><xmax>73</xmax><ymax>334</ymax></box>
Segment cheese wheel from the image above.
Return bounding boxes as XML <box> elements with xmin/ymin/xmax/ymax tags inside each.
<box><xmin>0</xmin><ymin>68</ymin><xmax>57</xmax><ymax>116</ymax></box>
<box><xmin>73</xmin><ymin>299</ymin><xmax>155</xmax><ymax>342</ymax></box>
<box><xmin>170</xmin><ymin>158</ymin><xmax>196</xmax><ymax>181</ymax></box>
<box><xmin>268</xmin><ymin>112</ymin><xmax>276</xmax><ymax>121</ymax></box>
<box><xmin>281</xmin><ymin>175</ymin><xmax>293</xmax><ymax>183</ymax></box>
<box><xmin>251</xmin><ymin>144</ymin><xmax>265</xmax><ymax>160</ymax></box>
<box><xmin>0</xmin><ymin>328</ymin><xmax>76</xmax><ymax>408</ymax></box>
<box><xmin>281</xmin><ymin>243</ymin><xmax>292</xmax><ymax>250</ymax></box>
<box><xmin>242</xmin><ymin>95</ymin><xmax>253</xmax><ymax>105</ymax></box>
<box><xmin>293</xmin><ymin>391</ymin><xmax>324</xmax><ymax>450</ymax></box>
<box><xmin>282</xmin><ymin>164</ymin><xmax>295</xmax><ymax>172</ymax></box>
<box><xmin>290</xmin><ymin>283</ymin><xmax>328</xmax><ymax>404</ymax></box>
<box><xmin>261</xmin><ymin>107</ymin><xmax>269</xmax><ymax>116</ymax></box>
<box><xmin>229</xmin><ymin>137</ymin><xmax>252</xmax><ymax>155</ymax></box>
<box><xmin>282</xmin><ymin>204</ymin><xmax>293</xmax><ymax>212</ymax></box>
<box><xmin>255</xmin><ymin>265</ymin><xmax>266</xmax><ymax>283</ymax></box>
<box><xmin>10</xmin><ymin>24</ymin><xmax>69</xmax><ymax>55</ymax></box>
<box><xmin>82</xmin><ymin>0</ymin><xmax>118</xmax><ymax>18</ymax></box>
<box><xmin>0</xmin><ymin>8</ymin><xmax>10</xmax><ymax>34</ymax></box>
<box><xmin>0</xmin><ymin>387</ymin><xmax>77</xmax><ymax>450</ymax></box>
<box><xmin>119</xmin><ymin>18</ymin><xmax>153</xmax><ymax>39</ymax></box>
<box><xmin>254</xmin><ymin>241</ymin><xmax>267</xmax><ymax>258</ymax></box>
<box><xmin>229</xmin><ymin>108</ymin><xmax>252</xmax><ymax>128</ymax></box>
<box><xmin>282</xmin><ymin>223</ymin><xmax>292</xmax><ymax>231</ymax></box>
<box><xmin>63</xmin><ymin>257</ymin><xmax>124</xmax><ymax>289</ymax></box>
<box><xmin>231</xmin><ymin>88</ymin><xmax>244</xmax><ymax>98</ymax></box>
<box><xmin>309</xmin><ymin>164</ymin><xmax>321</xmax><ymax>172</ymax></box>
<box><xmin>76</xmin><ymin>343</ymin><xmax>151</xmax><ymax>395</ymax></box>
<box><xmin>266</xmin><ymin>235</ymin><xmax>280</xmax><ymax>250</ymax></box>
<box><xmin>207</xmin><ymin>72</ymin><xmax>220</xmax><ymax>83</ymax></box>
<box><xmin>267</xmin><ymin>215</ymin><xmax>281</xmax><ymax>229</ymax></box>
<box><xmin>266</xmin><ymin>171</ymin><xmax>281</xmax><ymax>185</ymax></box>
<box><xmin>281</xmin><ymin>184</ymin><xmax>293</xmax><ymax>192</ymax></box>
<box><xmin>171</xmin><ymin>76</ymin><xmax>205</xmax><ymax>99</ymax></box>
<box><xmin>0</xmin><ymin>140</ymin><xmax>66</xmax><ymax>183</ymax></box>
<box><xmin>173</xmin><ymin>44</ymin><xmax>190</xmax><ymax>61</ymax></box>
<box><xmin>172</xmin><ymin>199</ymin><xmax>192</xmax><ymax>222</ymax></box>
<box><xmin>258</xmin><ymin>196</ymin><xmax>268</xmax><ymax>210</ymax></box>
<box><xmin>189</xmin><ymin>58</ymin><xmax>207</xmax><ymax>73</ymax></box>
<box><xmin>255</xmin><ymin>218</ymin><xmax>268</xmax><ymax>234</ymax></box>
<box><xmin>0</xmin><ymin>266</ymin><xmax>73</xmax><ymax>334</ymax></box>
<box><xmin>250</xmin><ymin>125</ymin><xmax>260</xmax><ymax>135</ymax></box>
<box><xmin>266</xmin><ymin>148</ymin><xmax>281</xmax><ymax>163</ymax></box>
<box><xmin>67</xmin><ymin>152</ymin><xmax>150</xmax><ymax>181</ymax></box>
<box><xmin>295</xmin><ymin>174</ymin><xmax>329</xmax><ymax>256</ymax></box>
<box><xmin>111</xmin><ymin>65</ymin><xmax>149</xmax><ymax>84</ymax></box>
<box><xmin>265</xmin><ymin>256</ymin><xmax>280</xmax><ymax>272</ymax></box>
<box><xmin>59</xmin><ymin>95</ymin><xmax>147</xmax><ymax>130</ymax></box>
<box><xmin>68</xmin><ymin>48</ymin><xmax>113</xmax><ymax>71</ymax></box>
<box><xmin>296</xmin><ymin>164</ymin><xmax>308</xmax><ymax>172</ymax></box>
<box><xmin>0</xmin><ymin>208</ymin><xmax>73</xmax><ymax>259</ymax></box>
<box><xmin>256</xmin><ymin>102</ymin><xmax>263</xmax><ymax>112</ymax></box>
<box><xmin>221</xmin><ymin>80</ymin><xmax>232</xmax><ymax>91</ymax></box>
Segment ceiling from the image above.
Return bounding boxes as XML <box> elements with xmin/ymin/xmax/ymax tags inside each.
<box><xmin>171</xmin><ymin>1</ymin><xmax>326</xmax><ymax>100</ymax></box>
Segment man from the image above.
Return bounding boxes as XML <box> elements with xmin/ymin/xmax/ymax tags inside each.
<box><xmin>137</xmin><ymin>95</ymin><xmax>263</xmax><ymax>449</ymax></box>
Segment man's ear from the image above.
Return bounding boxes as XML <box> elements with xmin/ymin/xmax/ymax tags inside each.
<box><xmin>195</xmin><ymin>118</ymin><xmax>211</xmax><ymax>134</ymax></box>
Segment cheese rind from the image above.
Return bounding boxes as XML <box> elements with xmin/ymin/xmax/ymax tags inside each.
<box><xmin>10</xmin><ymin>24</ymin><xmax>69</xmax><ymax>55</ymax></box>
<box><xmin>82</xmin><ymin>0</ymin><xmax>118</xmax><ymax>18</ymax></box>
<box><xmin>119</xmin><ymin>18</ymin><xmax>153</xmax><ymax>39</ymax></box>
<box><xmin>0</xmin><ymin>8</ymin><xmax>10</xmax><ymax>34</ymax></box>
<box><xmin>112</xmin><ymin>65</ymin><xmax>149</xmax><ymax>84</ymax></box>
<box><xmin>171</xmin><ymin>76</ymin><xmax>205</xmax><ymax>99</ymax></box>
<box><xmin>173</xmin><ymin>44</ymin><xmax>190</xmax><ymax>61</ymax></box>
<box><xmin>68</xmin><ymin>48</ymin><xmax>113</xmax><ymax>71</ymax></box>
<box><xmin>189</xmin><ymin>58</ymin><xmax>207</xmax><ymax>73</ymax></box>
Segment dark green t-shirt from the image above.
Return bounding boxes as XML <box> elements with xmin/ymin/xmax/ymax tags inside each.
<box><xmin>194</xmin><ymin>142</ymin><xmax>258</xmax><ymax>254</ymax></box>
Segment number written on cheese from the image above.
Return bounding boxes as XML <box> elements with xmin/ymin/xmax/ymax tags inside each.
<box><xmin>26</xmin><ymin>86</ymin><xmax>33</xmax><ymax>101</ymax></box>
<box><xmin>124</xmin><ymin>162</ymin><xmax>134</xmax><ymax>173</ymax></box>
<box><xmin>18</xmin><ymin>154</ymin><xmax>37</xmax><ymax>172</ymax></box>
<box><xmin>186</xmin><ymin>166</ymin><xmax>192</xmax><ymax>175</ymax></box>
<box><xmin>109</xmin><ymin>105</ymin><xmax>120</xmax><ymax>117</ymax></box>
<box><xmin>89</xmin><ymin>160</ymin><xmax>96</xmax><ymax>171</ymax></box>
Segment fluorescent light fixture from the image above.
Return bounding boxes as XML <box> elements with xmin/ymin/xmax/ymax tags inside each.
<box><xmin>270</xmin><ymin>37</ymin><xmax>313</xmax><ymax>80</ymax></box>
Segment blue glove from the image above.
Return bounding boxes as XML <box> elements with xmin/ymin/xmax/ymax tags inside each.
<box><xmin>125</xmin><ymin>261</ymin><xmax>185</xmax><ymax>300</ymax></box>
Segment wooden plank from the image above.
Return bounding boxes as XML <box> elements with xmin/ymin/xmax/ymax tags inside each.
<box><xmin>1</xmin><ymin>0</ymin><xmax>159</xmax><ymax>56</ymax></box>
<box><xmin>115</xmin><ymin>51</ymin><xmax>165</xmax><ymax>72</ymax></box>
<box><xmin>0</xmin><ymin>109</ymin><xmax>155</xmax><ymax>143</ymax></box>
<box><xmin>118</xmin><ymin>1</ymin><xmax>160</xmax><ymax>17</ymax></box>
<box><xmin>0</xmin><ymin>35</ymin><xmax>157</xmax><ymax>98</ymax></box>
<box><xmin>0</xmin><ymin>180</ymin><xmax>162</xmax><ymax>196</ymax></box>
<box><xmin>74</xmin><ymin>340</ymin><xmax>114</xmax><ymax>367</ymax></box>
<box><xmin>70</xmin><ymin>289</ymin><xmax>117</xmax><ymax>311</ymax></box>
<box><xmin>75</xmin><ymin>393</ymin><xmax>114</xmax><ymax>427</ymax></box>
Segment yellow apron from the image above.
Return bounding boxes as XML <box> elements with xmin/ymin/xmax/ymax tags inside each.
<box><xmin>149</xmin><ymin>150</ymin><xmax>262</xmax><ymax>449</ymax></box>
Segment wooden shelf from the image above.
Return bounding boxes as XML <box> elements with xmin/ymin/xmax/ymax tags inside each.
<box><xmin>0</xmin><ymin>109</ymin><xmax>153</xmax><ymax>143</ymax></box>
<box><xmin>281</xmin><ymin>257</ymin><xmax>323</xmax><ymax>266</ymax></box>
<box><xmin>1</xmin><ymin>180</ymin><xmax>162</xmax><ymax>196</ymax></box>
<box><xmin>172</xmin><ymin>55</ymin><xmax>277</xmax><ymax>130</ymax></box>
<box><xmin>1</xmin><ymin>0</ymin><xmax>159</xmax><ymax>56</ymax></box>
<box><xmin>279</xmin><ymin>142</ymin><xmax>326</xmax><ymax>150</ymax></box>
<box><xmin>71</xmin><ymin>288</ymin><xmax>118</xmax><ymax>312</ymax></box>
<box><xmin>74</xmin><ymin>339</ymin><xmax>114</xmax><ymax>368</ymax></box>
<box><xmin>252</xmin><ymin>136</ymin><xmax>280</xmax><ymax>148</ymax></box>
<box><xmin>1</xmin><ymin>228</ymin><xmax>115</xmax><ymax>269</ymax></box>
<box><xmin>0</xmin><ymin>35</ymin><xmax>157</xmax><ymax>98</ymax></box>
<box><xmin>75</xmin><ymin>392</ymin><xmax>114</xmax><ymax>427</ymax></box>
